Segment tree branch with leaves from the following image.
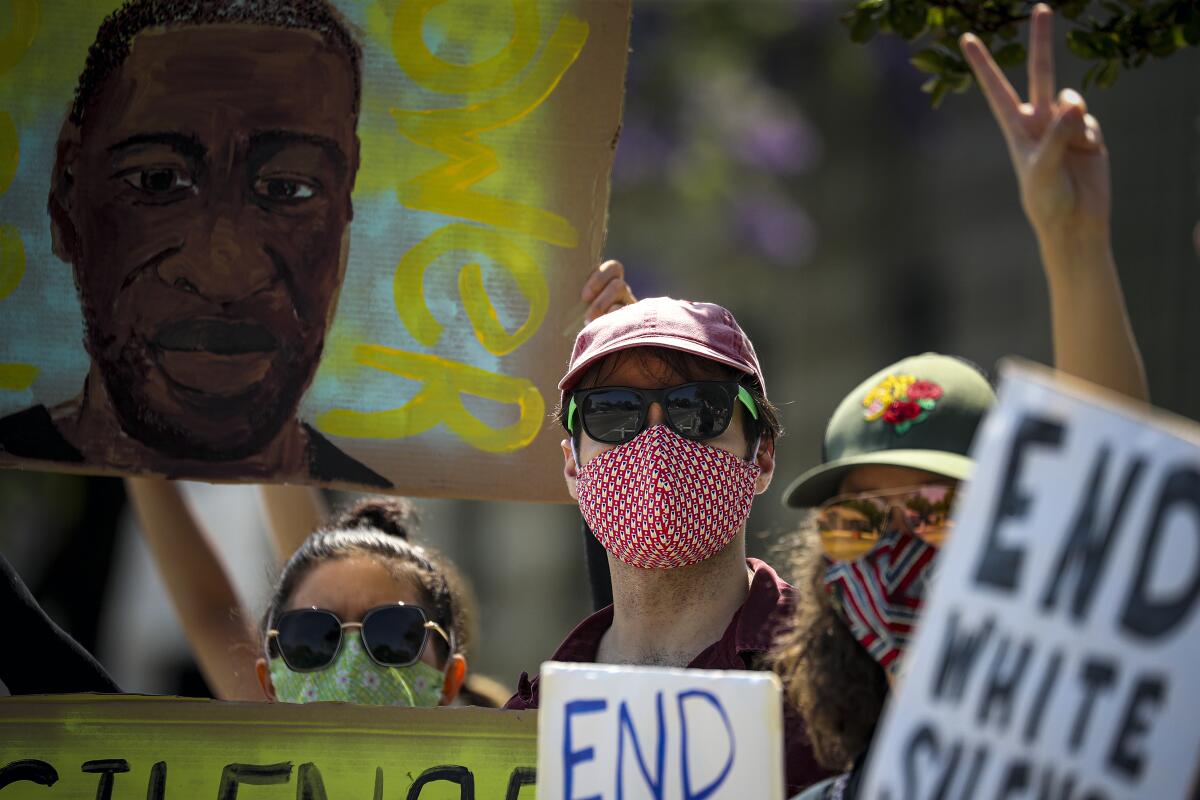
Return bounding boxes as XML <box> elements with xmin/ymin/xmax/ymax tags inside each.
<box><xmin>845</xmin><ymin>0</ymin><xmax>1200</xmax><ymax>106</ymax></box>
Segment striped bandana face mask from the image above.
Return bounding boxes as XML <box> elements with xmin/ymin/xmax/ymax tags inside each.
<box><xmin>576</xmin><ymin>424</ymin><xmax>761</xmax><ymax>569</ymax></box>
<box><xmin>821</xmin><ymin>525</ymin><xmax>939</xmax><ymax>677</ymax></box>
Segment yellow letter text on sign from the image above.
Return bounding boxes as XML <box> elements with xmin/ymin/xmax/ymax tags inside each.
<box><xmin>317</xmin><ymin>0</ymin><xmax>590</xmax><ymax>452</ymax></box>
<box><xmin>0</xmin><ymin>223</ymin><xmax>25</xmax><ymax>301</ymax></box>
<box><xmin>0</xmin><ymin>1</ymin><xmax>39</xmax><ymax>392</ymax></box>
<box><xmin>0</xmin><ymin>0</ymin><xmax>38</xmax><ymax>75</ymax></box>
<box><xmin>393</xmin><ymin>222</ymin><xmax>549</xmax><ymax>356</ymax></box>
<box><xmin>390</xmin><ymin>0</ymin><xmax>588</xmax><ymax>248</ymax></box>
<box><xmin>0</xmin><ymin>694</ymin><xmax>537</xmax><ymax>799</ymax></box>
<box><xmin>0</xmin><ymin>362</ymin><xmax>35</xmax><ymax>391</ymax></box>
<box><xmin>0</xmin><ymin>111</ymin><xmax>18</xmax><ymax>195</ymax></box>
<box><xmin>391</xmin><ymin>0</ymin><xmax>541</xmax><ymax>95</ymax></box>
<box><xmin>0</xmin><ymin>222</ymin><xmax>36</xmax><ymax>387</ymax></box>
<box><xmin>316</xmin><ymin>344</ymin><xmax>545</xmax><ymax>453</ymax></box>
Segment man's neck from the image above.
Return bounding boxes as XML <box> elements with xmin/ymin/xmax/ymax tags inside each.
<box><xmin>597</xmin><ymin>532</ymin><xmax>752</xmax><ymax>668</ymax></box>
<box><xmin>51</xmin><ymin>367</ymin><xmax>309</xmax><ymax>479</ymax></box>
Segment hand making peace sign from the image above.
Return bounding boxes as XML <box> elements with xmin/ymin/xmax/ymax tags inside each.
<box><xmin>961</xmin><ymin>4</ymin><xmax>1110</xmax><ymax>238</ymax></box>
<box><xmin>961</xmin><ymin>3</ymin><xmax>1148</xmax><ymax>403</ymax></box>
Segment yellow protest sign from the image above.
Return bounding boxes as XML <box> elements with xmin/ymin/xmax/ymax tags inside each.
<box><xmin>0</xmin><ymin>695</ymin><xmax>537</xmax><ymax>798</ymax></box>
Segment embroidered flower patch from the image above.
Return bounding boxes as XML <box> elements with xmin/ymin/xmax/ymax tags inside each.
<box><xmin>862</xmin><ymin>374</ymin><xmax>943</xmax><ymax>435</ymax></box>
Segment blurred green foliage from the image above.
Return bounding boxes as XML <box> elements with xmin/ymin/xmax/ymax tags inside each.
<box><xmin>844</xmin><ymin>0</ymin><xmax>1200</xmax><ymax>106</ymax></box>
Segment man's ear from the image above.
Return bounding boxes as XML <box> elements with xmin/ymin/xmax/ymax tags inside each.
<box><xmin>255</xmin><ymin>657</ymin><xmax>277</xmax><ymax>701</ymax></box>
<box><xmin>48</xmin><ymin>119</ymin><xmax>81</xmax><ymax>264</ymax></box>
<box><xmin>439</xmin><ymin>654</ymin><xmax>467</xmax><ymax>705</ymax></box>
<box><xmin>561</xmin><ymin>438</ymin><xmax>579</xmax><ymax>500</ymax></box>
<box><xmin>753</xmin><ymin>435</ymin><xmax>776</xmax><ymax>495</ymax></box>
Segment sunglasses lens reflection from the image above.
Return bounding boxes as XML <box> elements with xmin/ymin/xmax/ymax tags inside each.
<box><xmin>817</xmin><ymin>503</ymin><xmax>881</xmax><ymax>561</ymax></box>
<box><xmin>665</xmin><ymin>383</ymin><xmax>733</xmax><ymax>440</ymax></box>
<box><xmin>362</xmin><ymin>605</ymin><xmax>428</xmax><ymax>666</ymax></box>
<box><xmin>581</xmin><ymin>389</ymin><xmax>643</xmax><ymax>443</ymax></box>
<box><xmin>818</xmin><ymin>485</ymin><xmax>955</xmax><ymax>561</ymax></box>
<box><xmin>903</xmin><ymin>489</ymin><xmax>953</xmax><ymax>546</ymax></box>
<box><xmin>276</xmin><ymin>610</ymin><xmax>341</xmax><ymax>670</ymax></box>
<box><xmin>579</xmin><ymin>383</ymin><xmax>739</xmax><ymax>445</ymax></box>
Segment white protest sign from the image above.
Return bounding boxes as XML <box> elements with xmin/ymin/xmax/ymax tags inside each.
<box><xmin>535</xmin><ymin>661</ymin><xmax>785</xmax><ymax>800</ymax></box>
<box><xmin>861</xmin><ymin>361</ymin><xmax>1200</xmax><ymax>800</ymax></box>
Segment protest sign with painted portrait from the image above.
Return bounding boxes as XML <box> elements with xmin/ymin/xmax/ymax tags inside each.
<box><xmin>0</xmin><ymin>0</ymin><xmax>629</xmax><ymax>500</ymax></box>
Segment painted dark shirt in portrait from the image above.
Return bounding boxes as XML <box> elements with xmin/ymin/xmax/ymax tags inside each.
<box><xmin>0</xmin><ymin>405</ymin><xmax>391</xmax><ymax>488</ymax></box>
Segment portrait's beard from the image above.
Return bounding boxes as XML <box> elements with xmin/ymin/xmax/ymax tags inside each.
<box><xmin>88</xmin><ymin>324</ymin><xmax>325</xmax><ymax>463</ymax></box>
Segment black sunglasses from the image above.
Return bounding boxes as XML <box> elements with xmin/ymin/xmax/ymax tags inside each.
<box><xmin>566</xmin><ymin>380</ymin><xmax>759</xmax><ymax>445</ymax></box>
<box><xmin>266</xmin><ymin>603</ymin><xmax>452</xmax><ymax>672</ymax></box>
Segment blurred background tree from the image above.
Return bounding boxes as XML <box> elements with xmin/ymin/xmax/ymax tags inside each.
<box><xmin>843</xmin><ymin>0</ymin><xmax>1200</xmax><ymax>105</ymax></box>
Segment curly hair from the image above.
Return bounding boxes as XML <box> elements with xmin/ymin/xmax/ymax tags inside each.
<box><xmin>71</xmin><ymin>0</ymin><xmax>362</xmax><ymax>126</ymax></box>
<box><xmin>771</xmin><ymin>517</ymin><xmax>890</xmax><ymax>771</ymax></box>
<box><xmin>261</xmin><ymin>497</ymin><xmax>470</xmax><ymax>665</ymax></box>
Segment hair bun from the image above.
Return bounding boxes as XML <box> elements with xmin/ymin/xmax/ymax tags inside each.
<box><xmin>331</xmin><ymin>497</ymin><xmax>417</xmax><ymax>541</ymax></box>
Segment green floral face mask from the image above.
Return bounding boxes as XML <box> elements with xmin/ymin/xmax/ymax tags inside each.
<box><xmin>269</xmin><ymin>632</ymin><xmax>445</xmax><ymax>707</ymax></box>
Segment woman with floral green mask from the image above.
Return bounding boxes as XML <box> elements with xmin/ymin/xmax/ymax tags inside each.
<box><xmin>254</xmin><ymin>499</ymin><xmax>468</xmax><ymax>707</ymax></box>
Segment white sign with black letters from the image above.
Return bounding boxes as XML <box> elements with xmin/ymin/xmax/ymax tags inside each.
<box><xmin>861</xmin><ymin>362</ymin><xmax>1200</xmax><ymax>800</ymax></box>
<box><xmin>536</xmin><ymin>661</ymin><xmax>785</xmax><ymax>800</ymax></box>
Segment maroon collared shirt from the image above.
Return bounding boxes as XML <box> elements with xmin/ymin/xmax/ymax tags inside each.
<box><xmin>504</xmin><ymin>558</ymin><xmax>831</xmax><ymax>795</ymax></box>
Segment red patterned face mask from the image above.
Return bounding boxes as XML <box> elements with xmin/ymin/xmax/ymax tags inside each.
<box><xmin>576</xmin><ymin>425</ymin><xmax>762</xmax><ymax>569</ymax></box>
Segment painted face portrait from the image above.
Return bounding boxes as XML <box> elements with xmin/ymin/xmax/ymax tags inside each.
<box><xmin>52</xmin><ymin>15</ymin><xmax>358</xmax><ymax>464</ymax></box>
<box><xmin>0</xmin><ymin>0</ymin><xmax>631</xmax><ymax>500</ymax></box>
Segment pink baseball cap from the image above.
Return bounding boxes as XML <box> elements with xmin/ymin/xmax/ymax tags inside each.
<box><xmin>559</xmin><ymin>297</ymin><xmax>766</xmax><ymax>398</ymax></box>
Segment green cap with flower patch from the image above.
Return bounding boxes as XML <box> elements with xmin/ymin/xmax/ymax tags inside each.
<box><xmin>782</xmin><ymin>353</ymin><xmax>996</xmax><ymax>508</ymax></box>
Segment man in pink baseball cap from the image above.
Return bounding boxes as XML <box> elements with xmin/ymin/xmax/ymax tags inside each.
<box><xmin>505</xmin><ymin>281</ymin><xmax>830</xmax><ymax>793</ymax></box>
